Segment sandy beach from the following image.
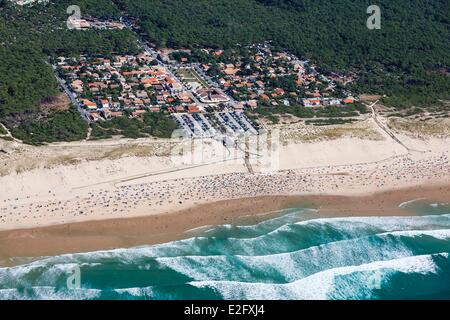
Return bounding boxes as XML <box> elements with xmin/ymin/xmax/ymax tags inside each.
<box><xmin>1</xmin><ymin>118</ymin><xmax>450</xmax><ymax>263</ymax></box>
<box><xmin>1</xmin><ymin>184</ymin><xmax>450</xmax><ymax>264</ymax></box>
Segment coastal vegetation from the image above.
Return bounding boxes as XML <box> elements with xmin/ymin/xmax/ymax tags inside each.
<box><xmin>248</xmin><ymin>102</ymin><xmax>368</xmax><ymax>125</ymax></box>
<box><xmin>388</xmin><ymin>117</ymin><xmax>450</xmax><ymax>139</ymax></box>
<box><xmin>279</xmin><ymin>119</ymin><xmax>384</xmax><ymax>142</ymax></box>
<box><xmin>89</xmin><ymin>113</ymin><xmax>177</xmax><ymax>140</ymax></box>
<box><xmin>10</xmin><ymin>108</ymin><xmax>89</xmax><ymax>145</ymax></box>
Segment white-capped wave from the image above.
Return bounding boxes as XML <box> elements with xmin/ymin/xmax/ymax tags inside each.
<box><xmin>104</xmin><ymin>213</ymin><xmax>450</xmax><ymax>259</ymax></box>
<box><xmin>294</xmin><ymin>214</ymin><xmax>450</xmax><ymax>233</ymax></box>
<box><xmin>190</xmin><ymin>252</ymin><xmax>449</xmax><ymax>300</ymax></box>
<box><xmin>0</xmin><ymin>287</ymin><xmax>101</xmax><ymax>300</ymax></box>
<box><xmin>155</xmin><ymin>228</ymin><xmax>450</xmax><ymax>283</ymax></box>
<box><xmin>114</xmin><ymin>286</ymin><xmax>155</xmax><ymax>298</ymax></box>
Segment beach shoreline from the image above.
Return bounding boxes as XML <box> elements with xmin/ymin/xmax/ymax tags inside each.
<box><xmin>2</xmin><ymin>119</ymin><xmax>450</xmax><ymax>265</ymax></box>
<box><xmin>1</xmin><ymin>183</ymin><xmax>450</xmax><ymax>266</ymax></box>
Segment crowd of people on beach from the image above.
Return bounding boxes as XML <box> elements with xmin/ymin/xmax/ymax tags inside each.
<box><xmin>1</xmin><ymin>149</ymin><xmax>449</xmax><ymax>228</ymax></box>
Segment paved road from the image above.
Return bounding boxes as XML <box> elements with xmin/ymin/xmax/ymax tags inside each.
<box><xmin>52</xmin><ymin>66</ymin><xmax>90</xmax><ymax>122</ymax></box>
<box><xmin>124</xmin><ymin>21</ymin><xmax>208</xmax><ymax>110</ymax></box>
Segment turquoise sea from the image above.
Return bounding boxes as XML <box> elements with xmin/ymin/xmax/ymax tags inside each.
<box><xmin>1</xmin><ymin>201</ymin><xmax>450</xmax><ymax>300</ymax></box>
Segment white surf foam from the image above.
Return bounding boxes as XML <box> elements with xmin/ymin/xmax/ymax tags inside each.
<box><xmin>190</xmin><ymin>252</ymin><xmax>449</xmax><ymax>300</ymax></box>
<box><xmin>114</xmin><ymin>286</ymin><xmax>155</xmax><ymax>298</ymax></box>
<box><xmin>0</xmin><ymin>287</ymin><xmax>101</xmax><ymax>300</ymax></box>
<box><xmin>156</xmin><ymin>227</ymin><xmax>450</xmax><ymax>282</ymax></box>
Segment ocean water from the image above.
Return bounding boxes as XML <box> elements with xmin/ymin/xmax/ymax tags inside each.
<box><xmin>1</xmin><ymin>202</ymin><xmax>450</xmax><ymax>300</ymax></box>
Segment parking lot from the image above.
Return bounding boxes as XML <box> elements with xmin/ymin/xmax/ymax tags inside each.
<box><xmin>214</xmin><ymin>111</ymin><xmax>259</xmax><ymax>136</ymax></box>
<box><xmin>171</xmin><ymin>113</ymin><xmax>217</xmax><ymax>138</ymax></box>
<box><xmin>172</xmin><ymin>110</ymin><xmax>259</xmax><ymax>139</ymax></box>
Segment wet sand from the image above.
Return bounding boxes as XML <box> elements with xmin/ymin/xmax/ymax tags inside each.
<box><xmin>1</xmin><ymin>183</ymin><xmax>449</xmax><ymax>265</ymax></box>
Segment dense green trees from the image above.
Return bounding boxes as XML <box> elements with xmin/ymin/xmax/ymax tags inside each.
<box><xmin>0</xmin><ymin>0</ymin><xmax>139</xmax><ymax>143</ymax></box>
<box><xmin>91</xmin><ymin>113</ymin><xmax>177</xmax><ymax>139</ymax></box>
<box><xmin>142</xmin><ymin>113</ymin><xmax>178</xmax><ymax>138</ymax></box>
<box><xmin>11</xmin><ymin>108</ymin><xmax>88</xmax><ymax>144</ymax></box>
<box><xmin>0</xmin><ymin>0</ymin><xmax>139</xmax><ymax>117</ymax></box>
<box><xmin>0</xmin><ymin>47</ymin><xmax>59</xmax><ymax>118</ymax></box>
